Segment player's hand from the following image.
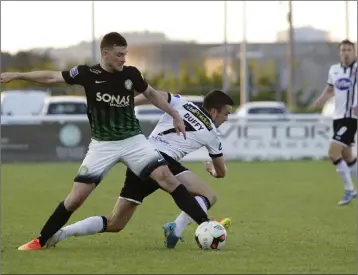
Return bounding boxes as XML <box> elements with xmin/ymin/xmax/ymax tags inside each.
<box><xmin>203</xmin><ymin>161</ymin><xmax>215</xmax><ymax>173</ymax></box>
<box><xmin>311</xmin><ymin>98</ymin><xmax>322</xmax><ymax>107</ymax></box>
<box><xmin>173</xmin><ymin>116</ymin><xmax>186</xmax><ymax>139</ymax></box>
<box><xmin>353</xmin><ymin>105</ymin><xmax>358</xmax><ymax>115</ymax></box>
<box><xmin>0</xmin><ymin>72</ymin><xmax>18</xmax><ymax>83</ymax></box>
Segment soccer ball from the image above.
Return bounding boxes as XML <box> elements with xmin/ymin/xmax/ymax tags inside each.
<box><xmin>195</xmin><ymin>221</ymin><xmax>227</xmax><ymax>250</ymax></box>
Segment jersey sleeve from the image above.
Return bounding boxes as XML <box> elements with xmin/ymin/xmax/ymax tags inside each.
<box><xmin>131</xmin><ymin>66</ymin><xmax>149</xmax><ymax>93</ymax></box>
<box><xmin>167</xmin><ymin>93</ymin><xmax>185</xmax><ymax>107</ymax></box>
<box><xmin>61</xmin><ymin>65</ymin><xmax>88</xmax><ymax>86</ymax></box>
<box><xmin>206</xmin><ymin>134</ymin><xmax>223</xmax><ymax>158</ymax></box>
<box><xmin>327</xmin><ymin>66</ymin><xmax>334</xmax><ymax>86</ymax></box>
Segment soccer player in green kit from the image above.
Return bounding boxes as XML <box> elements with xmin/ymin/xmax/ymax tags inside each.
<box><xmin>1</xmin><ymin>32</ymin><xmax>211</xmax><ymax>250</ymax></box>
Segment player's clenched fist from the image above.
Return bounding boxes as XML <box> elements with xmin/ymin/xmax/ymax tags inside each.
<box><xmin>0</xmin><ymin>72</ymin><xmax>19</xmax><ymax>83</ymax></box>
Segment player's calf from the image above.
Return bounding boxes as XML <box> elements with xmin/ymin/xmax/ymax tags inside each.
<box><xmin>176</xmin><ymin>171</ymin><xmax>218</xmax><ymax>206</ymax></box>
<box><xmin>36</xmin><ymin>182</ymin><xmax>96</xmax><ymax>247</ymax></box>
<box><xmin>342</xmin><ymin>147</ymin><xmax>358</xmax><ymax>182</ymax></box>
<box><xmin>46</xmin><ymin>197</ymin><xmax>139</xmax><ymax>248</ymax></box>
<box><xmin>106</xmin><ymin>198</ymin><xmax>138</xmax><ymax>232</ymax></box>
<box><xmin>347</xmin><ymin>158</ymin><xmax>358</xmax><ymax>181</ymax></box>
<box><xmin>329</xmin><ymin>142</ymin><xmax>356</xmax><ymax>204</ymax></box>
<box><xmin>150</xmin><ymin>166</ymin><xmax>209</xmax><ymax>225</ymax></box>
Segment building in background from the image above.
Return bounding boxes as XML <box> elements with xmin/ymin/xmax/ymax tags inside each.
<box><xmin>276</xmin><ymin>26</ymin><xmax>330</xmax><ymax>42</ymax></box>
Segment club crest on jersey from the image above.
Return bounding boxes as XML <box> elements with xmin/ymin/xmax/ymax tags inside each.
<box><xmin>335</xmin><ymin>78</ymin><xmax>352</xmax><ymax>91</ymax></box>
<box><xmin>124</xmin><ymin>79</ymin><xmax>133</xmax><ymax>90</ymax></box>
<box><xmin>69</xmin><ymin>66</ymin><xmax>79</xmax><ymax>78</ymax></box>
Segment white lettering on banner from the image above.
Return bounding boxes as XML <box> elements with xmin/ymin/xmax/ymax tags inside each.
<box><xmin>217</xmin><ymin>120</ymin><xmax>332</xmax><ymax>160</ymax></box>
<box><xmin>182</xmin><ymin>117</ymin><xmax>357</xmax><ymax>161</ymax></box>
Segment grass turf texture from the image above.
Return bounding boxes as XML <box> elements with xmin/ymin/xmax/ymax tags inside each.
<box><xmin>1</xmin><ymin>161</ymin><xmax>356</xmax><ymax>274</ymax></box>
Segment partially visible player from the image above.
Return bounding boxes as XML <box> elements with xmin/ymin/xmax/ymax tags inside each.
<box><xmin>313</xmin><ymin>39</ymin><xmax>357</xmax><ymax>205</ymax></box>
<box><xmin>45</xmin><ymin>90</ymin><xmax>233</xmax><ymax>249</ymax></box>
<box><xmin>0</xmin><ymin>32</ymin><xmax>211</xmax><ymax>250</ymax></box>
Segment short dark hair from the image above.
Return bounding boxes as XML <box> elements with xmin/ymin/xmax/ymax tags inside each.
<box><xmin>100</xmin><ymin>32</ymin><xmax>127</xmax><ymax>50</ymax></box>
<box><xmin>203</xmin><ymin>90</ymin><xmax>234</xmax><ymax>111</ymax></box>
<box><xmin>339</xmin><ymin>39</ymin><xmax>355</xmax><ymax>49</ymax></box>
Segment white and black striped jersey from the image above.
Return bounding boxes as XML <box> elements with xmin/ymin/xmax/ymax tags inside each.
<box><xmin>148</xmin><ymin>93</ymin><xmax>223</xmax><ymax>161</ymax></box>
<box><xmin>327</xmin><ymin>62</ymin><xmax>357</xmax><ymax>119</ymax></box>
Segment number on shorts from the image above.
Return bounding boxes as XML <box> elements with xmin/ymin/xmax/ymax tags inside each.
<box><xmin>336</xmin><ymin>126</ymin><xmax>347</xmax><ymax>136</ymax></box>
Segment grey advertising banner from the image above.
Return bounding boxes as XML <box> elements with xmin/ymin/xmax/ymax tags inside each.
<box><xmin>1</xmin><ymin>121</ymin><xmax>158</xmax><ymax>163</ymax></box>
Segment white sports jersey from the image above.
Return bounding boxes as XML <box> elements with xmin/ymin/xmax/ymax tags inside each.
<box><xmin>327</xmin><ymin>62</ymin><xmax>357</xmax><ymax>119</ymax></box>
<box><xmin>148</xmin><ymin>94</ymin><xmax>223</xmax><ymax>161</ymax></box>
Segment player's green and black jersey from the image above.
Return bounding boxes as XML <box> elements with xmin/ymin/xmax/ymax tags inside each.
<box><xmin>62</xmin><ymin>64</ymin><xmax>148</xmax><ymax>141</ymax></box>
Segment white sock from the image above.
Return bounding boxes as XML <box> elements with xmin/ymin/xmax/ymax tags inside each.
<box><xmin>174</xmin><ymin>196</ymin><xmax>208</xmax><ymax>237</ymax></box>
<box><xmin>62</xmin><ymin>216</ymin><xmax>106</xmax><ymax>238</ymax></box>
<box><xmin>336</xmin><ymin>160</ymin><xmax>355</xmax><ymax>192</ymax></box>
<box><xmin>348</xmin><ymin>159</ymin><xmax>358</xmax><ymax>182</ymax></box>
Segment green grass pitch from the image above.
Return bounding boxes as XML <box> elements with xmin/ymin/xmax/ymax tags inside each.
<box><xmin>1</xmin><ymin>161</ymin><xmax>356</xmax><ymax>274</ymax></box>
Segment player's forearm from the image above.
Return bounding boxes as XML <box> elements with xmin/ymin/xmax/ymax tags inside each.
<box><xmin>134</xmin><ymin>94</ymin><xmax>151</xmax><ymax>106</ymax></box>
<box><xmin>206</xmin><ymin>160</ymin><xmax>227</xmax><ymax>178</ymax></box>
<box><xmin>17</xmin><ymin>71</ymin><xmax>61</xmax><ymax>84</ymax></box>
<box><xmin>316</xmin><ymin>86</ymin><xmax>334</xmax><ymax>104</ymax></box>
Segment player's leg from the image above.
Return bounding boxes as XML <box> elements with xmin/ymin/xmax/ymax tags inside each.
<box><xmin>18</xmin><ymin>140</ymin><xmax>119</xmax><ymax>250</ymax></box>
<box><xmin>123</xmin><ymin>135</ymin><xmax>210</xmax><ymax>225</ymax></box>
<box><xmin>46</xmin><ymin>167</ymin><xmax>158</xmax><ymax>247</ymax></box>
<box><xmin>46</xmin><ymin>198</ymin><xmax>139</xmax><ymax>248</ymax></box>
<box><xmin>162</xmin><ymin>170</ymin><xmax>216</xmax><ymax>248</ymax></box>
<box><xmin>329</xmin><ymin>119</ymin><xmax>357</xmax><ymax>205</ymax></box>
<box><xmin>342</xmin><ymin>144</ymin><xmax>358</xmax><ymax>182</ymax></box>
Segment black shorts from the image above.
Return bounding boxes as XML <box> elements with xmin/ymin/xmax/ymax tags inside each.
<box><xmin>332</xmin><ymin>118</ymin><xmax>357</xmax><ymax>146</ymax></box>
<box><xmin>119</xmin><ymin>152</ymin><xmax>189</xmax><ymax>204</ymax></box>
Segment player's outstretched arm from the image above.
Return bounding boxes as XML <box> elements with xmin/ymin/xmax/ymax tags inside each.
<box><xmin>134</xmin><ymin>90</ymin><xmax>168</xmax><ymax>106</ymax></box>
<box><xmin>0</xmin><ymin>71</ymin><xmax>65</xmax><ymax>84</ymax></box>
<box><xmin>143</xmin><ymin>86</ymin><xmax>186</xmax><ymax>139</ymax></box>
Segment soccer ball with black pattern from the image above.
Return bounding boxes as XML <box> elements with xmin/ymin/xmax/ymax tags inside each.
<box><xmin>195</xmin><ymin>221</ymin><xmax>227</xmax><ymax>250</ymax></box>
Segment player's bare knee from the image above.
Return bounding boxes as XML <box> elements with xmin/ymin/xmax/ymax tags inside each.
<box><xmin>152</xmin><ymin>165</ymin><xmax>171</xmax><ymax>181</ymax></box>
<box><xmin>64</xmin><ymin>182</ymin><xmax>96</xmax><ymax>211</ymax></box>
<box><xmin>342</xmin><ymin>147</ymin><xmax>355</xmax><ymax>163</ymax></box>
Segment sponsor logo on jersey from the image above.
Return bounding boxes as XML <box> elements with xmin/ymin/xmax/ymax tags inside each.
<box><xmin>335</xmin><ymin>78</ymin><xmax>352</xmax><ymax>91</ymax></box>
<box><xmin>96</xmin><ymin>93</ymin><xmax>130</xmax><ymax>107</ymax></box>
<box><xmin>149</xmin><ymin>136</ymin><xmax>170</xmax><ymax>145</ymax></box>
<box><xmin>69</xmin><ymin>66</ymin><xmax>79</xmax><ymax>78</ymax></box>
<box><xmin>124</xmin><ymin>79</ymin><xmax>133</xmax><ymax>90</ymax></box>
<box><xmin>183</xmin><ymin>103</ymin><xmax>213</xmax><ymax>131</ymax></box>
<box><xmin>89</xmin><ymin>68</ymin><xmax>102</xmax><ymax>74</ymax></box>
